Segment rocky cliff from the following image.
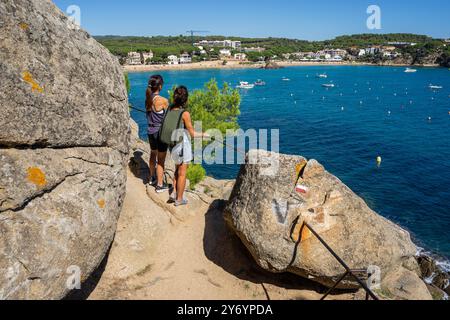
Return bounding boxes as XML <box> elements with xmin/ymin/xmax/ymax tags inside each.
<box><xmin>225</xmin><ymin>150</ymin><xmax>433</xmax><ymax>300</ymax></box>
<box><xmin>0</xmin><ymin>0</ymin><xmax>130</xmax><ymax>299</ymax></box>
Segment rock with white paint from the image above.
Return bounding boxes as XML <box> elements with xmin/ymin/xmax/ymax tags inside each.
<box><xmin>224</xmin><ymin>150</ymin><xmax>432</xmax><ymax>300</ymax></box>
<box><xmin>0</xmin><ymin>0</ymin><xmax>129</xmax><ymax>299</ymax></box>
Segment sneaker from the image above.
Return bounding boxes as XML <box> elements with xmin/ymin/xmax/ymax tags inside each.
<box><xmin>149</xmin><ymin>176</ymin><xmax>157</xmax><ymax>187</ymax></box>
<box><xmin>174</xmin><ymin>199</ymin><xmax>189</xmax><ymax>207</ymax></box>
<box><xmin>155</xmin><ymin>184</ymin><xmax>170</xmax><ymax>194</ymax></box>
<box><xmin>168</xmin><ymin>192</ymin><xmax>177</xmax><ymax>204</ymax></box>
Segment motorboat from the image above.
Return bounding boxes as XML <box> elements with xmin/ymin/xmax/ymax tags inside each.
<box><xmin>317</xmin><ymin>74</ymin><xmax>328</xmax><ymax>78</ymax></box>
<box><xmin>404</xmin><ymin>68</ymin><xmax>417</xmax><ymax>73</ymax></box>
<box><xmin>254</xmin><ymin>79</ymin><xmax>266</xmax><ymax>86</ymax></box>
<box><xmin>322</xmin><ymin>83</ymin><xmax>335</xmax><ymax>88</ymax></box>
<box><xmin>429</xmin><ymin>84</ymin><xmax>443</xmax><ymax>90</ymax></box>
<box><xmin>236</xmin><ymin>81</ymin><xmax>255</xmax><ymax>89</ymax></box>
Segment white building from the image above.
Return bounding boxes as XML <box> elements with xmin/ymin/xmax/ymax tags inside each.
<box><xmin>219</xmin><ymin>49</ymin><xmax>232</xmax><ymax>57</ymax></box>
<box><xmin>126</xmin><ymin>52</ymin><xmax>142</xmax><ymax>65</ymax></box>
<box><xmin>323</xmin><ymin>49</ymin><xmax>347</xmax><ymax>58</ymax></box>
<box><xmin>243</xmin><ymin>47</ymin><xmax>266</xmax><ymax>53</ymax></box>
<box><xmin>194</xmin><ymin>39</ymin><xmax>241</xmax><ymax>49</ymax></box>
<box><xmin>358</xmin><ymin>49</ymin><xmax>367</xmax><ymax>57</ymax></box>
<box><xmin>167</xmin><ymin>55</ymin><xmax>179</xmax><ymax>65</ymax></box>
<box><xmin>142</xmin><ymin>51</ymin><xmax>154</xmax><ymax>64</ymax></box>
<box><xmin>365</xmin><ymin>47</ymin><xmax>382</xmax><ymax>55</ymax></box>
<box><xmin>179</xmin><ymin>53</ymin><xmax>192</xmax><ymax>64</ymax></box>
<box><xmin>234</xmin><ymin>53</ymin><xmax>247</xmax><ymax>61</ymax></box>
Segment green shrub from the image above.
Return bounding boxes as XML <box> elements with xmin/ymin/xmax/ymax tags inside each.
<box><xmin>124</xmin><ymin>72</ymin><xmax>131</xmax><ymax>94</ymax></box>
<box><xmin>187</xmin><ymin>164</ymin><xmax>206</xmax><ymax>190</ymax></box>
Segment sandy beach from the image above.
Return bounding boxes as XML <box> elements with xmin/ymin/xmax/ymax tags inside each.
<box><xmin>123</xmin><ymin>60</ymin><xmax>375</xmax><ymax>73</ymax></box>
<box><xmin>123</xmin><ymin>60</ymin><xmax>442</xmax><ymax>73</ymax></box>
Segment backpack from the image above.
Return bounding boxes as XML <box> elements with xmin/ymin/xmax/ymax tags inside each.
<box><xmin>159</xmin><ymin>108</ymin><xmax>186</xmax><ymax>148</ymax></box>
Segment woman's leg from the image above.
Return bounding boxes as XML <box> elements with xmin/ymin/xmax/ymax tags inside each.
<box><xmin>176</xmin><ymin>163</ymin><xmax>188</xmax><ymax>202</ymax></box>
<box><xmin>156</xmin><ymin>152</ymin><xmax>167</xmax><ymax>186</ymax></box>
<box><xmin>172</xmin><ymin>165</ymin><xmax>179</xmax><ymax>199</ymax></box>
<box><xmin>149</xmin><ymin>150</ymin><xmax>158</xmax><ymax>181</ymax></box>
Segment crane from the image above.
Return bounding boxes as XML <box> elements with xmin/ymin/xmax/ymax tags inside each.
<box><xmin>186</xmin><ymin>30</ymin><xmax>210</xmax><ymax>44</ymax></box>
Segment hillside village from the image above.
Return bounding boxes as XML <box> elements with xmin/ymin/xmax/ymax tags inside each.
<box><xmin>109</xmin><ymin>35</ymin><xmax>450</xmax><ymax>67</ymax></box>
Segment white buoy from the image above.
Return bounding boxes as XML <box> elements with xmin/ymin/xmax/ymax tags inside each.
<box><xmin>341</xmin><ymin>107</ymin><xmax>345</xmax><ymax>111</ymax></box>
<box><xmin>388</xmin><ymin>111</ymin><xmax>391</xmax><ymax>115</ymax></box>
<box><xmin>377</xmin><ymin>156</ymin><xmax>382</xmax><ymax>167</ymax></box>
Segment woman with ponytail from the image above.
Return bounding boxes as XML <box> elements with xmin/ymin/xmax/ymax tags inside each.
<box><xmin>146</xmin><ymin>75</ymin><xmax>170</xmax><ymax>193</ymax></box>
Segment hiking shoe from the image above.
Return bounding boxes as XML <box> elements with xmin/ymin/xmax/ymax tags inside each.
<box><xmin>155</xmin><ymin>184</ymin><xmax>170</xmax><ymax>194</ymax></box>
<box><xmin>168</xmin><ymin>192</ymin><xmax>177</xmax><ymax>204</ymax></box>
<box><xmin>149</xmin><ymin>176</ymin><xmax>157</xmax><ymax>187</ymax></box>
<box><xmin>174</xmin><ymin>199</ymin><xmax>189</xmax><ymax>207</ymax></box>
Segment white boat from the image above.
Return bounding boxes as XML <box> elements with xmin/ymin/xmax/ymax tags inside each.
<box><xmin>254</xmin><ymin>79</ymin><xmax>266</xmax><ymax>86</ymax></box>
<box><xmin>322</xmin><ymin>83</ymin><xmax>335</xmax><ymax>88</ymax></box>
<box><xmin>236</xmin><ymin>81</ymin><xmax>255</xmax><ymax>89</ymax></box>
<box><xmin>282</xmin><ymin>77</ymin><xmax>291</xmax><ymax>81</ymax></box>
<box><xmin>317</xmin><ymin>74</ymin><xmax>328</xmax><ymax>78</ymax></box>
<box><xmin>429</xmin><ymin>84</ymin><xmax>443</xmax><ymax>90</ymax></box>
<box><xmin>404</xmin><ymin>68</ymin><xmax>417</xmax><ymax>73</ymax></box>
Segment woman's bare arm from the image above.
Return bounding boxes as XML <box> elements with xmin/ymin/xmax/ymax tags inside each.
<box><xmin>182</xmin><ymin>112</ymin><xmax>207</xmax><ymax>138</ymax></box>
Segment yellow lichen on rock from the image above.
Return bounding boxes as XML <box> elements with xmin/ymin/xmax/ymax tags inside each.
<box><xmin>97</xmin><ymin>199</ymin><xmax>106</xmax><ymax>209</ymax></box>
<box><xmin>27</xmin><ymin>167</ymin><xmax>47</xmax><ymax>187</ymax></box>
<box><xmin>22</xmin><ymin>71</ymin><xmax>44</xmax><ymax>93</ymax></box>
<box><xmin>19</xmin><ymin>22</ymin><xmax>29</xmax><ymax>30</ymax></box>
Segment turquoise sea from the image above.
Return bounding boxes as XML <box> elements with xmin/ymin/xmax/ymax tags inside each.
<box><xmin>129</xmin><ymin>66</ymin><xmax>450</xmax><ymax>265</ymax></box>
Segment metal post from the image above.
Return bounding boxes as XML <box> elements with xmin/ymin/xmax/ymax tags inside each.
<box><xmin>303</xmin><ymin>223</ymin><xmax>379</xmax><ymax>300</ymax></box>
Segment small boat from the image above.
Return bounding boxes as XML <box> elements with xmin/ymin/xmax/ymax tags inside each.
<box><xmin>254</xmin><ymin>79</ymin><xmax>266</xmax><ymax>86</ymax></box>
<box><xmin>282</xmin><ymin>77</ymin><xmax>291</xmax><ymax>81</ymax></box>
<box><xmin>429</xmin><ymin>84</ymin><xmax>443</xmax><ymax>90</ymax></box>
<box><xmin>322</xmin><ymin>83</ymin><xmax>335</xmax><ymax>88</ymax></box>
<box><xmin>317</xmin><ymin>74</ymin><xmax>328</xmax><ymax>79</ymax></box>
<box><xmin>404</xmin><ymin>68</ymin><xmax>417</xmax><ymax>73</ymax></box>
<box><xmin>236</xmin><ymin>81</ymin><xmax>255</xmax><ymax>89</ymax></box>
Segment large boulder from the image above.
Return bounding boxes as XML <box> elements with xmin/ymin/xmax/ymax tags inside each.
<box><xmin>225</xmin><ymin>150</ymin><xmax>432</xmax><ymax>300</ymax></box>
<box><xmin>0</xmin><ymin>0</ymin><xmax>130</xmax><ymax>299</ymax></box>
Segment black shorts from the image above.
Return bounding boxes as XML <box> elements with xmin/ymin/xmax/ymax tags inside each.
<box><xmin>148</xmin><ymin>133</ymin><xmax>168</xmax><ymax>153</ymax></box>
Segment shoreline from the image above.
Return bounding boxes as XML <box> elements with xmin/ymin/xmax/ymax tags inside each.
<box><xmin>123</xmin><ymin>60</ymin><xmax>442</xmax><ymax>73</ymax></box>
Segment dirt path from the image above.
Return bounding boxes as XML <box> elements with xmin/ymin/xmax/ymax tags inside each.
<box><xmin>87</xmin><ymin>170</ymin><xmax>356</xmax><ymax>300</ymax></box>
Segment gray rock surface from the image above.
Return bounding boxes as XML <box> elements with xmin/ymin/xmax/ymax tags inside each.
<box><xmin>0</xmin><ymin>0</ymin><xmax>130</xmax><ymax>299</ymax></box>
<box><xmin>225</xmin><ymin>150</ymin><xmax>432</xmax><ymax>300</ymax></box>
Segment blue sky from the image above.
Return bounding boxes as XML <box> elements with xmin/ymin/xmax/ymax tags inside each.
<box><xmin>53</xmin><ymin>0</ymin><xmax>450</xmax><ymax>40</ymax></box>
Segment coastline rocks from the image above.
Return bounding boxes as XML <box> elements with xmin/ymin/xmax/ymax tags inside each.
<box><xmin>224</xmin><ymin>150</ymin><xmax>432</xmax><ymax>300</ymax></box>
<box><xmin>417</xmin><ymin>255</ymin><xmax>450</xmax><ymax>296</ymax></box>
<box><xmin>262</xmin><ymin>61</ymin><xmax>283</xmax><ymax>69</ymax></box>
<box><xmin>0</xmin><ymin>0</ymin><xmax>130</xmax><ymax>299</ymax></box>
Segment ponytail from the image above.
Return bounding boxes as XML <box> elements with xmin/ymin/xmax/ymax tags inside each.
<box><xmin>145</xmin><ymin>75</ymin><xmax>164</xmax><ymax>111</ymax></box>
